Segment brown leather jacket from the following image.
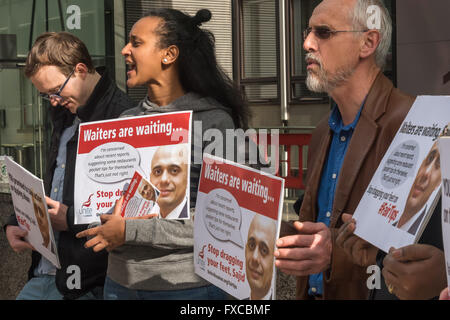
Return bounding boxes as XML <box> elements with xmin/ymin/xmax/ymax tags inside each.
<box><xmin>296</xmin><ymin>73</ymin><xmax>415</xmax><ymax>300</ymax></box>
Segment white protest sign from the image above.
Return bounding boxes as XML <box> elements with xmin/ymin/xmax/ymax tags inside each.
<box><xmin>354</xmin><ymin>96</ymin><xmax>450</xmax><ymax>252</ymax></box>
<box><xmin>194</xmin><ymin>154</ymin><xmax>284</xmax><ymax>300</ymax></box>
<box><xmin>5</xmin><ymin>158</ymin><xmax>60</xmax><ymax>268</ymax></box>
<box><xmin>74</xmin><ymin>112</ymin><xmax>192</xmax><ymax>224</ymax></box>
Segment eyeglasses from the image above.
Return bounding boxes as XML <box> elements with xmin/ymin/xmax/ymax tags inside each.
<box><xmin>303</xmin><ymin>27</ymin><xmax>369</xmax><ymax>40</ymax></box>
<box><xmin>39</xmin><ymin>68</ymin><xmax>75</xmax><ymax>102</ymax></box>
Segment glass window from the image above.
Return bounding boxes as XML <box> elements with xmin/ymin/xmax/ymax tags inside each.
<box><xmin>58</xmin><ymin>0</ymin><xmax>106</xmax><ymax>65</ymax></box>
<box><xmin>236</xmin><ymin>0</ymin><xmax>279</xmax><ymax>104</ymax></box>
<box><xmin>0</xmin><ymin>1</ymin><xmax>110</xmax><ymax>177</ymax></box>
<box><xmin>291</xmin><ymin>0</ymin><xmax>320</xmax><ymax>78</ymax></box>
<box><xmin>242</xmin><ymin>0</ymin><xmax>278</xmax><ymax>79</ymax></box>
<box><xmin>290</xmin><ymin>0</ymin><xmax>327</xmax><ymax>103</ymax></box>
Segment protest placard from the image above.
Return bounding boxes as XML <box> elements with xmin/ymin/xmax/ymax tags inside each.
<box><xmin>74</xmin><ymin>111</ymin><xmax>192</xmax><ymax>224</ymax></box>
<box><xmin>353</xmin><ymin>96</ymin><xmax>450</xmax><ymax>253</ymax></box>
<box><xmin>194</xmin><ymin>154</ymin><xmax>284</xmax><ymax>300</ymax></box>
<box><xmin>439</xmin><ymin>135</ymin><xmax>450</xmax><ymax>290</ymax></box>
<box><xmin>5</xmin><ymin>157</ymin><xmax>60</xmax><ymax>268</ymax></box>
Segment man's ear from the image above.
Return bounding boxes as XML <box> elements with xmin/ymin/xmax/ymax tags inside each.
<box><xmin>360</xmin><ymin>30</ymin><xmax>381</xmax><ymax>59</ymax></box>
<box><xmin>162</xmin><ymin>45</ymin><xmax>180</xmax><ymax>65</ymax></box>
<box><xmin>74</xmin><ymin>63</ymin><xmax>89</xmax><ymax>79</ymax></box>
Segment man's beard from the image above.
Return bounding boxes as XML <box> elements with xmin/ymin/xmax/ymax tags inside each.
<box><xmin>305</xmin><ymin>53</ymin><xmax>355</xmax><ymax>93</ymax></box>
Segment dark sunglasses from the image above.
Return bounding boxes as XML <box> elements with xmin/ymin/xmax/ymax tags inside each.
<box><xmin>39</xmin><ymin>68</ymin><xmax>75</xmax><ymax>102</ymax></box>
<box><xmin>303</xmin><ymin>26</ymin><xmax>368</xmax><ymax>40</ymax></box>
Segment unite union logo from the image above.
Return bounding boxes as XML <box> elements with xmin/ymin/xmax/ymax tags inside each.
<box><xmin>79</xmin><ymin>193</ymin><xmax>94</xmax><ymax>217</ymax></box>
<box><xmin>82</xmin><ymin>193</ymin><xmax>94</xmax><ymax>208</ymax></box>
<box><xmin>197</xmin><ymin>244</ymin><xmax>207</xmax><ymax>270</ymax></box>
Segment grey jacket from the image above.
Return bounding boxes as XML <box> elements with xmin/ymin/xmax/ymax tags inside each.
<box><xmin>107</xmin><ymin>92</ymin><xmax>235</xmax><ymax>290</ymax></box>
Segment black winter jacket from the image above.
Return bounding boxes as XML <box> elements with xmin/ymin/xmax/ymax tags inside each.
<box><xmin>6</xmin><ymin>68</ymin><xmax>135</xmax><ymax>299</ymax></box>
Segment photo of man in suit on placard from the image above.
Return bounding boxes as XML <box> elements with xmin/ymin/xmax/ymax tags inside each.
<box><xmin>150</xmin><ymin>144</ymin><xmax>189</xmax><ymax>219</ymax></box>
<box><xmin>138</xmin><ymin>179</ymin><xmax>157</xmax><ymax>202</ymax></box>
<box><xmin>393</xmin><ymin>141</ymin><xmax>441</xmax><ymax>235</ymax></box>
<box><xmin>31</xmin><ymin>190</ymin><xmax>51</xmax><ymax>250</ymax></box>
<box><xmin>245</xmin><ymin>214</ymin><xmax>277</xmax><ymax>300</ymax></box>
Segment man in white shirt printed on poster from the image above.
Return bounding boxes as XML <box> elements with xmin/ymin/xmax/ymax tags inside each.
<box><xmin>150</xmin><ymin>144</ymin><xmax>189</xmax><ymax>219</ymax></box>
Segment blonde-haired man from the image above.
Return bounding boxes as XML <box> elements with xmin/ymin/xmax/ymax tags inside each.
<box><xmin>5</xmin><ymin>32</ymin><xmax>133</xmax><ymax>300</ymax></box>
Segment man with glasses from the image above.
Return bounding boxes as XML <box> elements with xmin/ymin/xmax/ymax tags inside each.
<box><xmin>275</xmin><ymin>0</ymin><xmax>415</xmax><ymax>299</ymax></box>
<box><xmin>39</xmin><ymin>68</ymin><xmax>75</xmax><ymax>104</ymax></box>
<box><xmin>5</xmin><ymin>32</ymin><xmax>134</xmax><ymax>299</ymax></box>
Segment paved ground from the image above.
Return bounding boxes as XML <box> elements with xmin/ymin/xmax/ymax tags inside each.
<box><xmin>0</xmin><ymin>195</ymin><xmax>299</xmax><ymax>300</ymax></box>
<box><xmin>276</xmin><ymin>270</ymin><xmax>296</xmax><ymax>299</ymax></box>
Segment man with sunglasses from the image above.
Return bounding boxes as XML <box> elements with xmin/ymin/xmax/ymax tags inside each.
<box><xmin>5</xmin><ymin>32</ymin><xmax>133</xmax><ymax>299</ymax></box>
<box><xmin>275</xmin><ymin>0</ymin><xmax>415</xmax><ymax>299</ymax></box>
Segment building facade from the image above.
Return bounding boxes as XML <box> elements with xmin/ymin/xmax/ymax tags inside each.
<box><xmin>2</xmin><ymin>0</ymin><xmax>448</xmax><ymax>184</ymax></box>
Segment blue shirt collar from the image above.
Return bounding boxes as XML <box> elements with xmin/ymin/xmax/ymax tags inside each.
<box><xmin>328</xmin><ymin>98</ymin><xmax>366</xmax><ymax>133</ymax></box>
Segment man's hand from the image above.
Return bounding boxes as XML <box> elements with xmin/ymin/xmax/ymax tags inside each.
<box><xmin>274</xmin><ymin>221</ymin><xmax>331</xmax><ymax>276</ymax></box>
<box><xmin>336</xmin><ymin>213</ymin><xmax>377</xmax><ymax>267</ymax></box>
<box><xmin>46</xmin><ymin>197</ymin><xmax>68</xmax><ymax>231</ymax></box>
<box><xmin>382</xmin><ymin>244</ymin><xmax>447</xmax><ymax>300</ymax></box>
<box><xmin>6</xmin><ymin>225</ymin><xmax>34</xmax><ymax>252</ymax></box>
